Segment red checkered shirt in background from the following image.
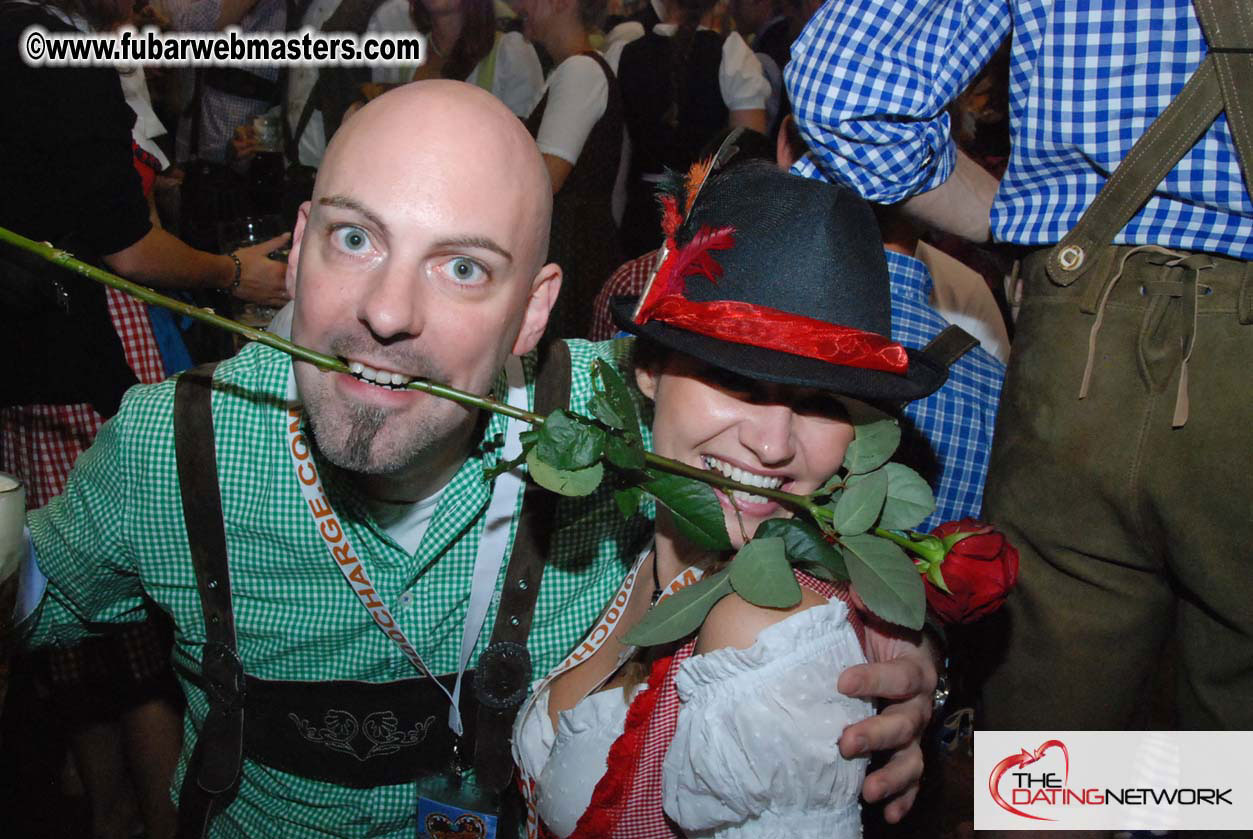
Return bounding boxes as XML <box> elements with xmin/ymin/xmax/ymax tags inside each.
<box><xmin>1</xmin><ymin>289</ymin><xmax>166</xmax><ymax>508</ymax></box>
<box><xmin>588</xmin><ymin>251</ymin><xmax>659</xmax><ymax>341</ymax></box>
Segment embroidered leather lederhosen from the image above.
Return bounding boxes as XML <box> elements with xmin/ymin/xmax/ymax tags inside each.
<box><xmin>172</xmin><ymin>340</ymin><xmax>573</xmax><ymax>839</ymax></box>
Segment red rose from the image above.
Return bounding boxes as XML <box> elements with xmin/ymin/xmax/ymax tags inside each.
<box><xmin>922</xmin><ymin>518</ymin><xmax>1019</xmax><ymax>624</ymax></box>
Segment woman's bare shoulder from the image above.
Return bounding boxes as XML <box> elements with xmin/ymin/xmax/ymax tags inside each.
<box><xmin>694</xmin><ymin>584</ymin><xmax>829</xmax><ymax>655</ymax></box>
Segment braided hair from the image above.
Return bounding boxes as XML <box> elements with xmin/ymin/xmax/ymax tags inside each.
<box><xmin>664</xmin><ymin>0</ymin><xmax>719</xmax><ymax>128</ymax></box>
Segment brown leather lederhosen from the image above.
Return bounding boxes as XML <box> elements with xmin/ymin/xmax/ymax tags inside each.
<box><xmin>980</xmin><ymin>0</ymin><xmax>1253</xmax><ymax>732</ymax></box>
<box><xmin>171</xmin><ymin>341</ymin><xmax>572</xmax><ymax>838</ymax></box>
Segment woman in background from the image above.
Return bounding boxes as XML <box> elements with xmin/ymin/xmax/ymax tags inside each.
<box><xmin>521</xmin><ymin>0</ymin><xmax>626</xmax><ymax>336</ymax></box>
<box><xmin>365</xmin><ymin>0</ymin><xmax>544</xmax><ymax>117</ymax></box>
<box><xmin>614</xmin><ymin>0</ymin><xmax>768</xmax><ymax>257</ymax></box>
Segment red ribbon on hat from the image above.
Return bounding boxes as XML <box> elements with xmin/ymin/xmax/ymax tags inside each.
<box><xmin>640</xmin><ymin>295</ymin><xmax>910</xmax><ymax>374</ymax></box>
<box><xmin>634</xmin><ymin>223</ymin><xmax>909</xmax><ymax>375</ymax></box>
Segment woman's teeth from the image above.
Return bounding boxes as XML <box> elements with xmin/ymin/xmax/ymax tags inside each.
<box><xmin>347</xmin><ymin>361</ymin><xmax>413</xmax><ymax>390</ymax></box>
<box><xmin>702</xmin><ymin>455</ymin><xmax>783</xmax><ymax>505</ymax></box>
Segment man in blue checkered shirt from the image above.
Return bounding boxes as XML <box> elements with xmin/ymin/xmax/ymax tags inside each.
<box><xmin>786</xmin><ymin>0</ymin><xmax>1253</xmax><ymax>734</ymax></box>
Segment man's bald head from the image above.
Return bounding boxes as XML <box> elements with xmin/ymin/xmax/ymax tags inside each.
<box><xmin>283</xmin><ymin>80</ymin><xmax>563</xmax><ymax>501</ymax></box>
<box><xmin>319</xmin><ymin>80</ymin><xmax>553</xmax><ymax>273</ymax></box>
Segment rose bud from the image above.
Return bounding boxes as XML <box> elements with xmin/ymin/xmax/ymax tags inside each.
<box><xmin>917</xmin><ymin>518</ymin><xmax>1019</xmax><ymax>624</ymax></box>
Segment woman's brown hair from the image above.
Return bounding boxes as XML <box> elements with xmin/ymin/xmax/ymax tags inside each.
<box><xmin>410</xmin><ymin>0</ymin><xmax>498</xmax><ymax>83</ymax></box>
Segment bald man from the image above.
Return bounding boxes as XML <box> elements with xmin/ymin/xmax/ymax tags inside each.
<box><xmin>13</xmin><ymin>82</ymin><xmax>932</xmax><ymax>838</ymax></box>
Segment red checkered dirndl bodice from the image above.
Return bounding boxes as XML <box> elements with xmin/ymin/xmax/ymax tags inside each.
<box><xmin>563</xmin><ymin>571</ymin><xmax>862</xmax><ymax>839</ymax></box>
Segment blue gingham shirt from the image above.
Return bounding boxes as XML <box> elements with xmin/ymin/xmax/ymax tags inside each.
<box><xmin>785</xmin><ymin>0</ymin><xmax>1253</xmax><ymax>260</ymax></box>
<box><xmin>887</xmin><ymin>250</ymin><xmax>1004</xmax><ymax>529</ymax></box>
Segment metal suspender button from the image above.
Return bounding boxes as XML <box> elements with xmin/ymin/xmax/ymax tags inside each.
<box><xmin>1059</xmin><ymin>244</ymin><xmax>1085</xmax><ymax>271</ymax></box>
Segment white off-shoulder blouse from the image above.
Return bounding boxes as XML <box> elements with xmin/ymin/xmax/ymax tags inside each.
<box><xmin>514</xmin><ymin>596</ymin><xmax>873</xmax><ymax>838</ymax></box>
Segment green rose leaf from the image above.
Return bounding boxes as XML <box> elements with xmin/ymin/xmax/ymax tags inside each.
<box><xmin>526</xmin><ymin>449</ymin><xmax>604</xmax><ymax>497</ymax></box>
<box><xmin>623</xmin><ymin>571</ymin><xmax>733</xmax><ymax>647</ymax></box>
<box><xmin>755</xmin><ymin>518</ymin><xmax>848</xmax><ymax>580</ymax></box>
<box><xmin>833</xmin><ymin>468</ymin><xmax>888</xmax><ymax>536</ymax></box>
<box><xmin>604</xmin><ymin>431</ymin><xmax>646</xmax><ymax>471</ymax></box>
<box><xmin>535</xmin><ymin>409</ymin><xmax>605</xmax><ymax>470</ymax></box>
<box><xmin>591</xmin><ymin>359</ymin><xmax>641</xmax><ymax>433</ymax></box>
<box><xmin>614</xmin><ymin>486</ymin><xmax>642</xmax><ymax>519</ymax></box>
<box><xmin>841</xmin><ymin>533</ymin><xmax>925</xmax><ymax>629</ymax></box>
<box><xmin>878</xmin><ymin>463</ymin><xmax>936</xmax><ymax>531</ymax></box>
<box><xmin>727</xmin><ymin>536</ymin><xmax>801</xmax><ymax>608</ymax></box>
<box><xmin>841</xmin><ymin>402</ymin><xmax>901</xmax><ymax>475</ymax></box>
<box><xmin>643</xmin><ymin>471</ymin><xmax>732</xmax><ymax>551</ymax></box>
<box><xmin>588</xmin><ymin>394</ymin><xmax>625</xmax><ymax>430</ymax></box>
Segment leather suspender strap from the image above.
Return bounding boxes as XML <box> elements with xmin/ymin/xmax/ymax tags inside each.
<box><xmin>173</xmin><ymin>363</ymin><xmax>247</xmax><ymax>839</ymax></box>
<box><xmin>1194</xmin><ymin>0</ymin><xmax>1253</xmax><ymax>197</ymax></box>
<box><xmin>473</xmin><ymin>340</ymin><xmax>573</xmax><ymax>791</ymax></box>
<box><xmin>1046</xmin><ymin>0</ymin><xmax>1253</xmax><ymax>288</ymax></box>
<box><xmin>1045</xmin><ymin>56</ymin><xmax>1224</xmax><ymax>287</ymax></box>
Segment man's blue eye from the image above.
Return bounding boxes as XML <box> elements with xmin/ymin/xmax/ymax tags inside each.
<box><xmin>334</xmin><ymin>226</ymin><xmax>369</xmax><ymax>252</ymax></box>
<box><xmin>447</xmin><ymin>257</ymin><xmax>485</xmax><ymax>284</ymax></box>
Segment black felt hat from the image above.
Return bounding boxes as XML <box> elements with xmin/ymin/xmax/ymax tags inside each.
<box><xmin>611</xmin><ymin>160</ymin><xmax>947</xmax><ymax>403</ymax></box>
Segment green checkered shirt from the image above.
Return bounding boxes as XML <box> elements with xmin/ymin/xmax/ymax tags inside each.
<box><xmin>27</xmin><ymin>339</ymin><xmax>652</xmax><ymax>838</ymax></box>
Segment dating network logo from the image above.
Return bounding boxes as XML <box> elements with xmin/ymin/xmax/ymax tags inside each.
<box><xmin>987</xmin><ymin>737</ymin><xmax>1232</xmax><ymax>822</ymax></box>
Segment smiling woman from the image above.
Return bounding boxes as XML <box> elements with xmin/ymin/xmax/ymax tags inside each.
<box><xmin>512</xmin><ymin>160</ymin><xmax>947</xmax><ymax>838</ymax></box>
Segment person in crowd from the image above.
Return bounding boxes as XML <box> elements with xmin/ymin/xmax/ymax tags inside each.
<box><xmin>281</xmin><ymin>0</ymin><xmax>541</xmax><ymax>172</ymax></box>
<box><xmin>3</xmin><ymin>81</ymin><xmax>938</xmax><ymax>837</ymax></box>
<box><xmin>726</xmin><ymin>0</ymin><xmax>802</xmax><ymax>135</ymax></box>
<box><xmin>603</xmin><ymin>0</ymin><xmax>661</xmax><ymax>34</ymax></box>
<box><xmin>515</xmin><ymin>160</ymin><xmax>945</xmax><ymax>838</ymax></box>
<box><xmin>282</xmin><ymin>0</ymin><xmax>408</xmax><ymax>171</ymax></box>
<box><xmin>1</xmin><ymin>0</ymin><xmax>286</xmax><ymax>835</ymax></box>
<box><xmin>786</xmin><ymin>0</ymin><xmax>1253</xmax><ymax>744</ymax></box>
<box><xmin>1</xmin><ymin>0</ymin><xmax>288</xmax><ymax>442</ymax></box>
<box><xmin>520</xmin><ymin>0</ymin><xmax>626</xmax><ymax>336</ymax></box>
<box><xmin>375</xmin><ymin>0</ymin><xmax>542</xmax><ymax>115</ymax></box>
<box><xmin>168</xmin><ymin>0</ymin><xmax>285</xmax><ymax>164</ymax></box>
<box><xmin>614</xmin><ymin>0</ymin><xmax>769</xmax><ymax>257</ymax></box>
<box><xmin>591</xmin><ymin>126</ymin><xmax>1005</xmax><ymax>530</ymax></box>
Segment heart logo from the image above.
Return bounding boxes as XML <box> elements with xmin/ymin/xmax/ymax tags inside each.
<box><xmin>988</xmin><ymin>739</ymin><xmax>1070</xmax><ymax>821</ymax></box>
<box><xmin>424</xmin><ymin>812</ymin><xmax>487</xmax><ymax>839</ymax></box>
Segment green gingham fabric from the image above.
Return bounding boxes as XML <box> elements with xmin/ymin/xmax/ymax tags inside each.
<box><xmin>27</xmin><ymin>338</ymin><xmax>652</xmax><ymax>839</ymax></box>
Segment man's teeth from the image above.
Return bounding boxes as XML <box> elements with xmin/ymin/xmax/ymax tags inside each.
<box><xmin>347</xmin><ymin>361</ymin><xmax>413</xmax><ymax>390</ymax></box>
<box><xmin>701</xmin><ymin>455</ymin><xmax>782</xmax><ymax>505</ymax></box>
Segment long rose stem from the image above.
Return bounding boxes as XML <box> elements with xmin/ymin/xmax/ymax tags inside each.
<box><xmin>0</xmin><ymin>227</ymin><xmax>817</xmax><ymax>511</ymax></box>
